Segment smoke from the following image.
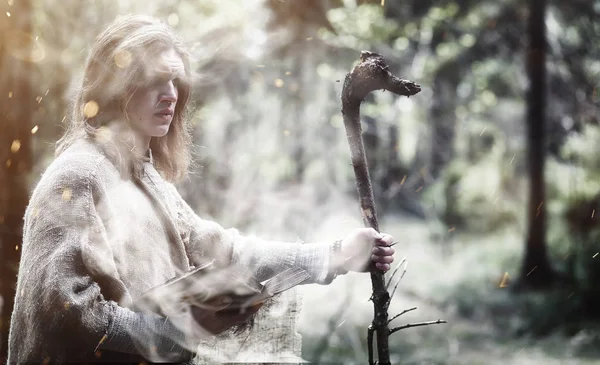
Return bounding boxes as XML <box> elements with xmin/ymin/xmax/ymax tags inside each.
<box><xmin>25</xmin><ymin>0</ymin><xmax>391</xmax><ymax>362</ymax></box>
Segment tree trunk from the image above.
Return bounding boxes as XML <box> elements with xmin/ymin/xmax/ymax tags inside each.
<box><xmin>0</xmin><ymin>0</ymin><xmax>35</xmax><ymax>360</ymax></box>
<box><xmin>429</xmin><ymin>61</ymin><xmax>459</xmax><ymax>180</ymax></box>
<box><xmin>520</xmin><ymin>0</ymin><xmax>554</xmax><ymax>289</ymax></box>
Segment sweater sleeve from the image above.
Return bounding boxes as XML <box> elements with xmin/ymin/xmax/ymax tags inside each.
<box><xmin>10</xmin><ymin>154</ymin><xmax>192</xmax><ymax>363</ymax></box>
<box><xmin>172</xmin><ymin>189</ymin><xmax>336</xmax><ymax>285</ymax></box>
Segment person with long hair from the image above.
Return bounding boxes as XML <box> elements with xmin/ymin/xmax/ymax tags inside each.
<box><xmin>7</xmin><ymin>14</ymin><xmax>395</xmax><ymax>364</ymax></box>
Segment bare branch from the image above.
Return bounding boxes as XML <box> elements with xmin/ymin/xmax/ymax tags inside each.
<box><xmin>389</xmin><ymin>260</ymin><xmax>408</xmax><ymax>300</ymax></box>
<box><xmin>387</xmin><ymin>306</ymin><xmax>417</xmax><ymax>324</ymax></box>
<box><xmin>385</xmin><ymin>256</ymin><xmax>406</xmax><ymax>290</ymax></box>
<box><xmin>389</xmin><ymin>319</ymin><xmax>447</xmax><ymax>335</ymax></box>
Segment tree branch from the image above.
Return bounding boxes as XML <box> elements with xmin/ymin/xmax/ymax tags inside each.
<box><xmin>385</xmin><ymin>257</ymin><xmax>406</xmax><ymax>290</ymax></box>
<box><xmin>389</xmin><ymin>319</ymin><xmax>447</xmax><ymax>335</ymax></box>
<box><xmin>389</xmin><ymin>260</ymin><xmax>408</xmax><ymax>301</ymax></box>
<box><xmin>387</xmin><ymin>307</ymin><xmax>417</xmax><ymax>325</ymax></box>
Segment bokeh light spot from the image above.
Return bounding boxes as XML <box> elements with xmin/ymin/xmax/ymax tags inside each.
<box><xmin>4</xmin><ymin>30</ymin><xmax>46</xmax><ymax>63</ymax></box>
<box><xmin>10</xmin><ymin>139</ymin><xmax>21</xmax><ymax>153</ymax></box>
<box><xmin>114</xmin><ymin>50</ymin><xmax>132</xmax><ymax>68</ymax></box>
<box><xmin>83</xmin><ymin>101</ymin><xmax>99</xmax><ymax>118</ymax></box>
<box><xmin>168</xmin><ymin>13</ymin><xmax>179</xmax><ymax>27</ymax></box>
<box><xmin>62</xmin><ymin>188</ymin><xmax>72</xmax><ymax>201</ymax></box>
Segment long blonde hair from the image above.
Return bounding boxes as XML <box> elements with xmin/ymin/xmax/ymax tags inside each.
<box><xmin>57</xmin><ymin>14</ymin><xmax>193</xmax><ymax>182</ymax></box>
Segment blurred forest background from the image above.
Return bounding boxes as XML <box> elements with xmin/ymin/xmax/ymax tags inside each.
<box><xmin>1</xmin><ymin>0</ymin><xmax>600</xmax><ymax>363</ymax></box>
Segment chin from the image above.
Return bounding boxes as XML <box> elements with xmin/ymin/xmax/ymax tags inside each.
<box><xmin>150</xmin><ymin>126</ymin><xmax>170</xmax><ymax>138</ymax></box>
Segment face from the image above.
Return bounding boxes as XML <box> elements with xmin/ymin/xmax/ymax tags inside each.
<box><xmin>125</xmin><ymin>48</ymin><xmax>186</xmax><ymax>141</ymax></box>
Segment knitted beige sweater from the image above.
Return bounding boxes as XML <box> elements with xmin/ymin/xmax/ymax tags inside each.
<box><xmin>7</xmin><ymin>139</ymin><xmax>334</xmax><ymax>364</ymax></box>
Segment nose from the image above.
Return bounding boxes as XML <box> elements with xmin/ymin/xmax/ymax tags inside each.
<box><xmin>160</xmin><ymin>80</ymin><xmax>178</xmax><ymax>104</ymax></box>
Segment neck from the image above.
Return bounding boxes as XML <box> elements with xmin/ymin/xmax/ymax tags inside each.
<box><xmin>131</xmin><ymin>130</ymin><xmax>151</xmax><ymax>157</ymax></box>
<box><xmin>106</xmin><ymin>121</ymin><xmax>151</xmax><ymax>158</ymax></box>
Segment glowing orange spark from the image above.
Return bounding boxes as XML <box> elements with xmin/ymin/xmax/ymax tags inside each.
<box><xmin>381</xmin><ymin>0</ymin><xmax>385</xmax><ymax>6</ymax></box>
<box><xmin>94</xmin><ymin>334</ymin><xmax>107</xmax><ymax>353</ymax></box>
<box><xmin>15</xmin><ymin>245</ymin><xmax>18</xmax><ymax>251</ymax></box>
<box><xmin>6</xmin><ymin>12</ymin><xmax>10</xmax><ymax>17</ymax></box>
<box><xmin>274</xmin><ymin>79</ymin><xmax>285</xmax><ymax>88</ymax></box>
<box><xmin>400</xmin><ymin>175</ymin><xmax>407</xmax><ymax>185</ymax></box>
<box><xmin>593</xmin><ymin>252</ymin><xmax>598</xmax><ymax>258</ymax></box>
<box><xmin>499</xmin><ymin>272</ymin><xmax>510</xmax><ymax>287</ymax></box>
<box><xmin>6</xmin><ymin>159</ymin><xmax>11</xmax><ymax>168</ymax></box>
<box><xmin>592</xmin><ymin>209</ymin><xmax>595</xmax><ymax>218</ymax></box>
<box><xmin>31</xmin><ymin>125</ymin><xmax>38</xmax><ymax>134</ymax></box>
<box><xmin>36</xmin><ymin>96</ymin><xmax>42</xmax><ymax>103</ymax></box>
<box><xmin>10</xmin><ymin>139</ymin><xmax>21</xmax><ymax>153</ymax></box>
<box><xmin>8</xmin><ymin>91</ymin><xmax>12</xmax><ymax>98</ymax></box>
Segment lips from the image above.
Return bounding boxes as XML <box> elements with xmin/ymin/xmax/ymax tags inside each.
<box><xmin>155</xmin><ymin>109</ymin><xmax>174</xmax><ymax>117</ymax></box>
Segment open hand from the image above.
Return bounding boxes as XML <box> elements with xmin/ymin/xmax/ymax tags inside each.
<box><xmin>339</xmin><ymin>228</ymin><xmax>395</xmax><ymax>272</ymax></box>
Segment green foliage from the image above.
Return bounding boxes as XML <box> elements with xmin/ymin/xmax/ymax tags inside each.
<box><xmin>323</xmin><ymin>4</ymin><xmax>400</xmax><ymax>49</ymax></box>
<box><xmin>423</xmin><ymin>120</ymin><xmax>521</xmax><ymax>233</ymax></box>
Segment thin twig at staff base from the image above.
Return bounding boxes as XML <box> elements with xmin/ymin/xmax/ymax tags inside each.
<box><xmin>385</xmin><ymin>257</ymin><xmax>407</xmax><ymax>290</ymax></box>
<box><xmin>389</xmin><ymin>260</ymin><xmax>408</xmax><ymax>300</ymax></box>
